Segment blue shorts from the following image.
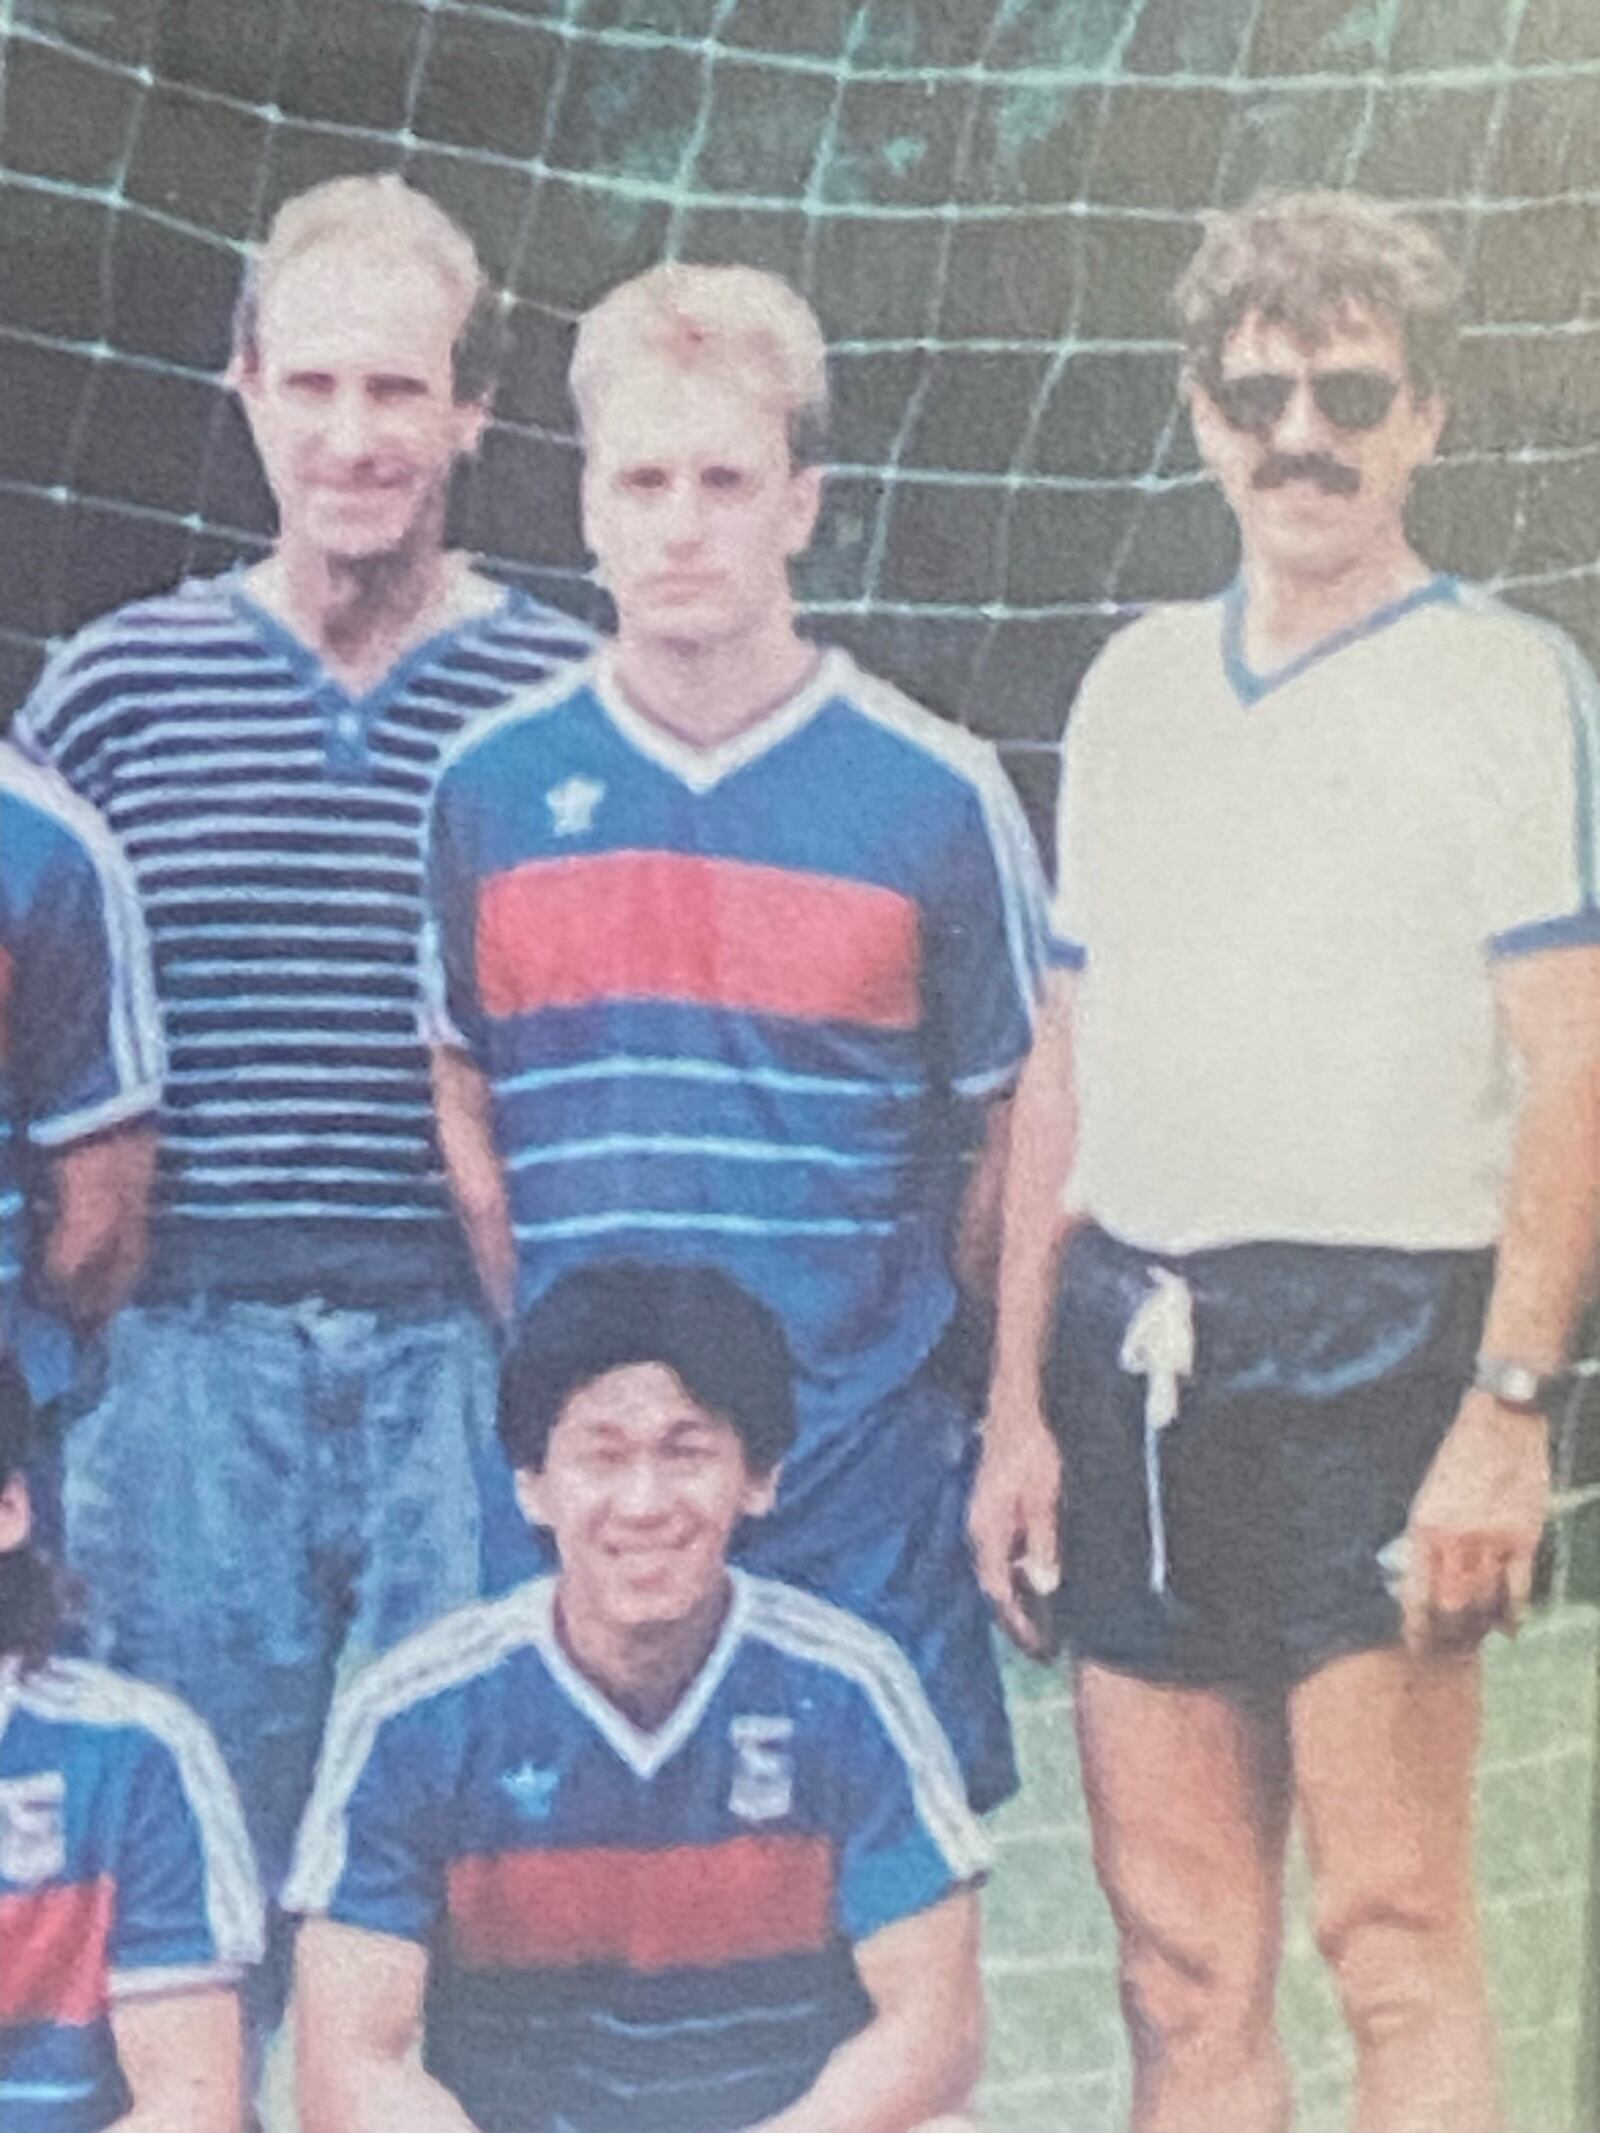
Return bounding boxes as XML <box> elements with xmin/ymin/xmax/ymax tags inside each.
<box><xmin>481</xmin><ymin>1363</ymin><xmax>1018</xmax><ymax>1813</ymax></box>
<box><xmin>1048</xmin><ymin>1225</ymin><xmax>1494</xmax><ymax>1691</ymax></box>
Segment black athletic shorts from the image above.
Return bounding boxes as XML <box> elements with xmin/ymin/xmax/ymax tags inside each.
<box><xmin>1047</xmin><ymin>1224</ymin><xmax>1495</xmax><ymax>1691</ymax></box>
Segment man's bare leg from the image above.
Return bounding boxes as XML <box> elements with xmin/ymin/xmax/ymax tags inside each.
<box><xmin>1291</xmin><ymin>1645</ymin><xmax>1502</xmax><ymax>2133</ymax></box>
<box><xmin>1075</xmin><ymin>1662</ymin><xmax>1294</xmax><ymax>2133</ymax></box>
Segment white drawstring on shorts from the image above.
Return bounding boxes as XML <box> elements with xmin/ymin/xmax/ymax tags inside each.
<box><xmin>1118</xmin><ymin>1268</ymin><xmax>1196</xmax><ymax>1595</ymax></box>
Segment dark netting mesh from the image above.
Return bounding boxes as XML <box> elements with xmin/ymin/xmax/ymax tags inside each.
<box><xmin>2</xmin><ymin>0</ymin><xmax>1599</xmax><ymax>849</ymax></box>
<box><xmin>3</xmin><ymin>8</ymin><xmax>1600</xmax><ymax>2126</ymax></box>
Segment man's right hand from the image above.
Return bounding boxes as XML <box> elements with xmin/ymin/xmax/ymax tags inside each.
<box><xmin>968</xmin><ymin>1403</ymin><xmax>1063</xmax><ymax>1656</ymax></box>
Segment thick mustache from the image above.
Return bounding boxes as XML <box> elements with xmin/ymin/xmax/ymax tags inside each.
<box><xmin>1254</xmin><ymin>453</ymin><xmax>1360</xmax><ymax>497</ymax></box>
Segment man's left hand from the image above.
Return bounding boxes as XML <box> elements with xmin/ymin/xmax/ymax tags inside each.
<box><xmin>1401</xmin><ymin>1388</ymin><xmax>1552</xmax><ymax>1654</ymax></box>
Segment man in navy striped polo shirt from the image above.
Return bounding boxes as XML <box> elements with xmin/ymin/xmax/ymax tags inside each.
<box><xmin>16</xmin><ymin>175</ymin><xmax>591</xmax><ymax>2019</ymax></box>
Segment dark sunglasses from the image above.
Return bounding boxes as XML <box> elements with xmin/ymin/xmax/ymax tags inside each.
<box><xmin>1209</xmin><ymin>368</ymin><xmax>1403</xmax><ymax>435</ymax></box>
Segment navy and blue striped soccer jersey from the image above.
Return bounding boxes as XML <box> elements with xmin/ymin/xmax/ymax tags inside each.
<box><xmin>0</xmin><ymin>746</ymin><xmax>162</xmax><ymax>1400</ymax></box>
<box><xmin>16</xmin><ymin>573</ymin><xmax>591</xmax><ymax>1307</ymax></box>
<box><xmin>286</xmin><ymin>1571</ymin><xmax>987</xmax><ymax>2133</ymax></box>
<box><xmin>0</xmin><ymin>1656</ymin><xmax>263</xmax><ymax>2132</ymax></box>
<box><xmin>424</xmin><ymin>648</ymin><xmax>1051</xmax><ymax>1503</ymax></box>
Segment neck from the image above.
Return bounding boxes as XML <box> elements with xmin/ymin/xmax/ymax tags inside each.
<box><xmin>1243</xmin><ymin>533</ymin><xmax>1432</xmax><ymax>669</ymax></box>
<box><xmin>254</xmin><ymin>513</ymin><xmax>465</xmax><ymax>673</ymax></box>
<box><xmin>555</xmin><ymin>1573</ymin><xmax>732</xmax><ymax>1733</ymax></box>
<box><xmin>611</xmin><ymin>610</ymin><xmax>817</xmax><ymax>751</ymax></box>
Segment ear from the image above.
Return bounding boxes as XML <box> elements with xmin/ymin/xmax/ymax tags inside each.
<box><xmin>1411</xmin><ymin>388</ymin><xmax>1448</xmax><ymax>459</ymax></box>
<box><xmin>0</xmin><ymin>1474</ymin><xmax>32</xmax><ymax>1555</ymax></box>
<box><xmin>784</xmin><ymin>464</ymin><xmax>824</xmax><ymax>560</ymax></box>
<box><xmin>514</xmin><ymin>1468</ymin><xmax>551</xmax><ymax>1531</ymax></box>
<box><xmin>454</xmin><ymin>394</ymin><xmax>491</xmax><ymax>458</ymax></box>
<box><xmin>739</xmin><ymin>1463</ymin><xmax>780</xmax><ymax>1523</ymax></box>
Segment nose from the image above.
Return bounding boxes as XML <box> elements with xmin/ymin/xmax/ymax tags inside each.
<box><xmin>612</xmin><ymin>1454</ymin><xmax>672</xmax><ymax>1522</ymax></box>
<box><xmin>322</xmin><ymin>386</ymin><xmax>379</xmax><ymax>461</ymax></box>
<box><xmin>1272</xmin><ymin>377</ymin><xmax>1331</xmax><ymax>455</ymax></box>
<box><xmin>660</xmin><ymin>478</ymin><xmax>707</xmax><ymax>552</ymax></box>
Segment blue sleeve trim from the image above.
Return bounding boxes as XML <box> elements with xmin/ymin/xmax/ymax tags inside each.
<box><xmin>838</xmin><ymin>1832</ymin><xmax>968</xmax><ymax>1946</ymax></box>
<box><xmin>1490</xmin><ymin>910</ymin><xmax>1600</xmax><ymax>958</ymax></box>
<box><xmin>1047</xmin><ymin>935</ymin><xmax>1087</xmax><ymax>971</ymax></box>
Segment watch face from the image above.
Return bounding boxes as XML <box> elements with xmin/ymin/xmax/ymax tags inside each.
<box><xmin>1476</xmin><ymin>1359</ymin><xmax>1553</xmax><ymax>1412</ymax></box>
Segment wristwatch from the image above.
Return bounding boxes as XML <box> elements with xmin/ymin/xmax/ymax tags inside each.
<box><xmin>1472</xmin><ymin>1354</ymin><xmax>1567</xmax><ymax>1416</ymax></box>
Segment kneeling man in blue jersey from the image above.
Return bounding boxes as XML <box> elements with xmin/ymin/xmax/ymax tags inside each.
<box><xmin>288</xmin><ymin>1263</ymin><xmax>986</xmax><ymax>2133</ymax></box>
<box><xmin>971</xmin><ymin>192</ymin><xmax>1600</xmax><ymax>2133</ymax></box>
<box><xmin>0</xmin><ymin>1356</ymin><xmax>263</xmax><ymax>2132</ymax></box>
<box><xmin>424</xmin><ymin>263</ymin><xmax>1052</xmax><ymax>1813</ymax></box>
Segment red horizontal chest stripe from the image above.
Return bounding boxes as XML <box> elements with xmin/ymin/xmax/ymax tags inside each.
<box><xmin>476</xmin><ymin>852</ymin><xmax>922</xmax><ymax>1029</ymax></box>
<box><xmin>446</xmin><ymin>1832</ymin><xmax>835</xmax><ymax>1972</ymax></box>
<box><xmin>0</xmin><ymin>1876</ymin><xmax>113</xmax><ymax>2026</ymax></box>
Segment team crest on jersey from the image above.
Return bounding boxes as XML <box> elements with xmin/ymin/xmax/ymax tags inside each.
<box><xmin>547</xmin><ymin>775</ymin><xmax>605</xmax><ymax>838</ymax></box>
<box><xmin>0</xmin><ymin>1771</ymin><xmax>66</xmax><ymax>1885</ymax></box>
<box><xmin>728</xmin><ymin>1715</ymin><xmax>794</xmax><ymax>1823</ymax></box>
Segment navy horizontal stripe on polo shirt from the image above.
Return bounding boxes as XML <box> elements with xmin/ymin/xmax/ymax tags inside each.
<box><xmin>16</xmin><ymin>573</ymin><xmax>591</xmax><ymax>1306</ymax></box>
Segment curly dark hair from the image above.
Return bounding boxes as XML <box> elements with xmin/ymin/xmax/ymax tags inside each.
<box><xmin>1175</xmin><ymin>191</ymin><xmax>1463</xmax><ymax>399</ymax></box>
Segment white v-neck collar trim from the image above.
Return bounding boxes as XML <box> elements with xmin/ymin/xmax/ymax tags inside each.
<box><xmin>533</xmin><ymin>1568</ymin><xmax>751</xmax><ymax>1780</ymax></box>
<box><xmin>0</xmin><ymin>1656</ymin><xmax>21</xmax><ymax>1756</ymax></box>
<box><xmin>592</xmin><ymin>647</ymin><xmax>849</xmax><ymax>794</ymax></box>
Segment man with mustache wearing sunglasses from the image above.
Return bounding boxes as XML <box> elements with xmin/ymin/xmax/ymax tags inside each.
<box><xmin>970</xmin><ymin>191</ymin><xmax>1600</xmax><ymax>2133</ymax></box>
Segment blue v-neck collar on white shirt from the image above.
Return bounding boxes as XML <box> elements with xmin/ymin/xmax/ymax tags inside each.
<box><xmin>1222</xmin><ymin>571</ymin><xmax>1459</xmax><ymax>707</ymax></box>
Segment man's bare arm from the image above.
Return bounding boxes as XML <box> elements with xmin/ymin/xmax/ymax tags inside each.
<box><xmin>296</xmin><ymin>1919</ymin><xmax>481</xmax><ymax>2133</ymax></box>
<box><xmin>750</xmin><ymin>1892</ymin><xmax>984</xmax><ymax>2133</ymax></box>
<box><xmin>43</xmin><ymin>1120</ymin><xmax>156</xmax><ymax>1329</ymax></box>
<box><xmin>1405</xmin><ymin>943</ymin><xmax>1600</xmax><ymax>1645</ymax></box>
<box><xmin>110</xmin><ymin>1985</ymin><xmax>245</xmax><ymax>2133</ymax></box>
<box><xmin>430</xmin><ymin>1045</ymin><xmax>515</xmax><ymax>1324</ymax></box>
<box><xmin>967</xmin><ymin>974</ymin><xmax>1081</xmax><ymax>1650</ymax></box>
<box><xmin>951</xmin><ymin>1096</ymin><xmax>1013</xmax><ymax>1304</ymax></box>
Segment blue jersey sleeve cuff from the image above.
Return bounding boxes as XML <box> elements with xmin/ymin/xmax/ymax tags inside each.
<box><xmin>1490</xmin><ymin>910</ymin><xmax>1600</xmax><ymax>958</ymax></box>
<box><xmin>838</xmin><ymin>1833</ymin><xmax>975</xmax><ymax>1946</ymax></box>
<box><xmin>1047</xmin><ymin>934</ymin><xmax>1086</xmax><ymax>971</ymax></box>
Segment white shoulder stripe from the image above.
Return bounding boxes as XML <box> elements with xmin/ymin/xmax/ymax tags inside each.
<box><xmin>0</xmin><ymin>745</ymin><xmax>165</xmax><ymax>1098</ymax></box>
<box><xmin>844</xmin><ymin>668</ymin><xmax>1051</xmax><ymax>1033</ymax></box>
<box><xmin>739</xmin><ymin>1578</ymin><xmax>990</xmax><ymax>1882</ymax></box>
<box><xmin>433</xmin><ymin>658</ymin><xmax>601</xmax><ymax>783</ymax></box>
<box><xmin>19</xmin><ymin>1660</ymin><xmax>263</xmax><ymax>1963</ymax></box>
<box><xmin>284</xmin><ymin>1584</ymin><xmax>549</xmax><ymax>1913</ymax></box>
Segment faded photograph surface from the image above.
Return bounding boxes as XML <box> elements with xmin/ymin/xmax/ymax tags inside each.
<box><xmin>1</xmin><ymin>4</ymin><xmax>1598</xmax><ymax>2131</ymax></box>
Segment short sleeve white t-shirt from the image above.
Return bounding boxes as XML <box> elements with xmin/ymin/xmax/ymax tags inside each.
<box><xmin>1052</xmin><ymin>577</ymin><xmax>1600</xmax><ymax>1254</ymax></box>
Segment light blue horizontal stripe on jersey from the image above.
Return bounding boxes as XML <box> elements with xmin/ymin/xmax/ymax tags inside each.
<box><xmin>167</xmin><ymin>991</ymin><xmax>416</xmax><ymax>1018</ymax></box>
<box><xmin>579</xmin><ymin>2050</ymin><xmax>821</xmax><ymax>2101</ymax></box>
<box><xmin>512</xmin><ymin>1211</ymin><xmax>897</xmax><ymax>1242</ymax></box>
<box><xmin>172</xmin><ymin>961</ymin><xmax>420</xmax><ymax>983</ymax></box>
<box><xmin>506</xmin><ymin>1133</ymin><xmax>900</xmax><ymax>1173</ymax></box>
<box><xmin>0</xmin><ymin>1188</ymin><xmax>24</xmax><ymax>1217</ymax></box>
<box><xmin>501</xmin><ymin>1055</ymin><xmax>921</xmax><ymax>1101</ymax></box>
<box><xmin>114</xmin><ymin>750</ymin><xmax>332</xmax><ymax>786</ymax></box>
<box><xmin>0</xmin><ymin>2079</ymin><xmax>100</xmax><ymax>2101</ymax></box>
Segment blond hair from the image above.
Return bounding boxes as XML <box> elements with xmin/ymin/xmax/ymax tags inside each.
<box><xmin>572</xmin><ymin>263</ymin><xmax>830</xmax><ymax>461</ymax></box>
<box><xmin>1176</xmin><ymin>191</ymin><xmax>1462</xmax><ymax>397</ymax></box>
<box><xmin>232</xmin><ymin>173</ymin><xmax>501</xmax><ymax>402</ymax></box>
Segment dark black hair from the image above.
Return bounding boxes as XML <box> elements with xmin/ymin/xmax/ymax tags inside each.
<box><xmin>0</xmin><ymin>1354</ymin><xmax>61</xmax><ymax>1670</ymax></box>
<box><xmin>498</xmin><ymin>1263</ymin><xmax>797</xmax><ymax>1476</ymax></box>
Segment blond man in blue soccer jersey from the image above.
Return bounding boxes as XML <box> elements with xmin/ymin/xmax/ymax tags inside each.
<box><xmin>424</xmin><ymin>265</ymin><xmax>1052</xmax><ymax>1818</ymax></box>
<box><xmin>971</xmin><ymin>192</ymin><xmax>1600</xmax><ymax>2133</ymax></box>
